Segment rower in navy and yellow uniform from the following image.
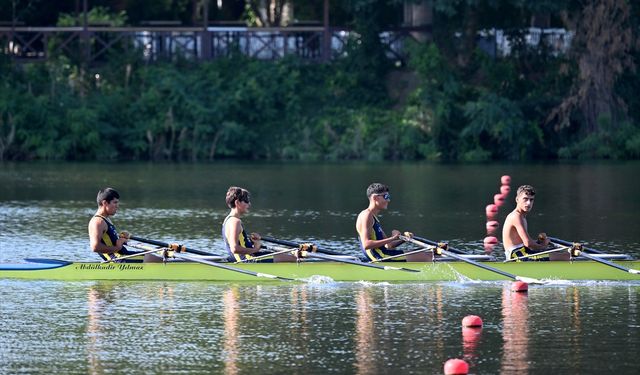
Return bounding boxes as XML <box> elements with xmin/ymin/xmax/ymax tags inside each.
<box><xmin>222</xmin><ymin>186</ymin><xmax>296</xmax><ymax>263</ymax></box>
<box><xmin>502</xmin><ymin>185</ymin><xmax>570</xmax><ymax>262</ymax></box>
<box><xmin>88</xmin><ymin>187</ymin><xmax>141</xmax><ymax>262</ymax></box>
<box><xmin>356</xmin><ymin>183</ymin><xmax>432</xmax><ymax>262</ymax></box>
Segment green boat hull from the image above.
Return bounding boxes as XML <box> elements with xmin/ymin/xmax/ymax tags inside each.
<box><xmin>1</xmin><ymin>259</ymin><xmax>639</xmax><ymax>281</ymax></box>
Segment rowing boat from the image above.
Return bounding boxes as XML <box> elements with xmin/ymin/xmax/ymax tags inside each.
<box><xmin>1</xmin><ymin>257</ymin><xmax>639</xmax><ymax>281</ymax></box>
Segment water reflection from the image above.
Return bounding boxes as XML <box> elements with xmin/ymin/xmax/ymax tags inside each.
<box><xmin>500</xmin><ymin>286</ymin><xmax>530</xmax><ymax>374</ymax></box>
<box><xmin>567</xmin><ymin>287</ymin><xmax>583</xmax><ymax>368</ymax></box>
<box><xmin>86</xmin><ymin>283</ymin><xmax>118</xmax><ymax>375</ymax></box>
<box><xmin>355</xmin><ymin>288</ymin><xmax>376</xmax><ymax>375</ymax></box>
<box><xmin>222</xmin><ymin>287</ymin><xmax>240</xmax><ymax>375</ymax></box>
<box><xmin>462</xmin><ymin>326</ymin><xmax>482</xmax><ymax>363</ymax></box>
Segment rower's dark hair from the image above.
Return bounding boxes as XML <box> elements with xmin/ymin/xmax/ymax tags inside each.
<box><xmin>366</xmin><ymin>183</ymin><xmax>389</xmax><ymax>198</ymax></box>
<box><xmin>226</xmin><ymin>186</ymin><xmax>250</xmax><ymax>208</ymax></box>
<box><xmin>96</xmin><ymin>187</ymin><xmax>120</xmax><ymax>206</ymax></box>
<box><xmin>516</xmin><ymin>185</ymin><xmax>536</xmax><ymax>197</ymax></box>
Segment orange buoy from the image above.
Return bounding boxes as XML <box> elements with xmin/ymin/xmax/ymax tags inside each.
<box><xmin>444</xmin><ymin>359</ymin><xmax>469</xmax><ymax>375</ymax></box>
<box><xmin>500</xmin><ymin>185</ymin><xmax>511</xmax><ymax>195</ymax></box>
<box><xmin>462</xmin><ymin>315</ymin><xmax>483</xmax><ymax>328</ymax></box>
<box><xmin>485</xmin><ymin>204</ymin><xmax>498</xmax><ymax>218</ymax></box>
<box><xmin>511</xmin><ymin>281</ymin><xmax>529</xmax><ymax>292</ymax></box>
<box><xmin>494</xmin><ymin>193</ymin><xmax>505</xmax><ymax>206</ymax></box>
<box><xmin>501</xmin><ymin>175</ymin><xmax>511</xmax><ymax>185</ymax></box>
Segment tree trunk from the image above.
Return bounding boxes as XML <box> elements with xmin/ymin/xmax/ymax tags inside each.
<box><xmin>404</xmin><ymin>0</ymin><xmax>432</xmax><ymax>43</ymax></box>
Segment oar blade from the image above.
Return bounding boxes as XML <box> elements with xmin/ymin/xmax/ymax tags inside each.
<box><xmin>515</xmin><ymin>276</ymin><xmax>545</xmax><ymax>285</ymax></box>
<box><xmin>382</xmin><ymin>265</ymin><xmax>421</xmax><ymax>273</ymax></box>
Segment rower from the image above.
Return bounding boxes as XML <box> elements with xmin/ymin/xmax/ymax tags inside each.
<box><xmin>222</xmin><ymin>186</ymin><xmax>296</xmax><ymax>263</ymax></box>
<box><xmin>356</xmin><ymin>183</ymin><xmax>432</xmax><ymax>262</ymax></box>
<box><xmin>88</xmin><ymin>188</ymin><xmax>142</xmax><ymax>262</ymax></box>
<box><xmin>502</xmin><ymin>185</ymin><xmax>570</xmax><ymax>261</ymax></box>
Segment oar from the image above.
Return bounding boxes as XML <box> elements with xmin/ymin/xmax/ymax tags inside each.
<box><xmin>172</xmin><ymin>252</ymin><xmax>295</xmax><ymax>280</ymax></box>
<box><xmin>370</xmin><ymin>246</ymin><xmax>434</xmax><ymax>263</ymax></box>
<box><xmin>503</xmin><ymin>245</ymin><xmax>571</xmax><ymax>263</ymax></box>
<box><xmin>128</xmin><ymin>235</ymin><xmax>215</xmax><ymax>256</ymax></box>
<box><xmin>102</xmin><ymin>244</ymin><xmax>163</xmax><ymax>263</ymax></box>
<box><xmin>413</xmin><ymin>235</ymin><xmax>466</xmax><ymax>254</ymax></box>
<box><xmin>550</xmin><ymin>239</ymin><xmax>640</xmax><ymax>275</ymax></box>
<box><xmin>235</xmin><ymin>245</ymin><xmax>296</xmax><ymax>263</ymax></box>
<box><xmin>267</xmin><ymin>244</ymin><xmax>421</xmax><ymax>273</ymax></box>
<box><xmin>128</xmin><ymin>235</ymin><xmax>293</xmax><ymax>281</ymax></box>
<box><xmin>549</xmin><ymin>236</ymin><xmax>604</xmax><ymax>254</ymax></box>
<box><xmin>401</xmin><ymin>235</ymin><xmax>545</xmax><ymax>284</ymax></box>
<box><xmin>261</xmin><ymin>236</ymin><xmax>343</xmax><ymax>256</ymax></box>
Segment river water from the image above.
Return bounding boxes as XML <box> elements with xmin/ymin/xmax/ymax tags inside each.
<box><xmin>1</xmin><ymin>161</ymin><xmax>639</xmax><ymax>374</ymax></box>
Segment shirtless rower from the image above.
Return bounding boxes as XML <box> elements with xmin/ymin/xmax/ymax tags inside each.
<box><xmin>502</xmin><ymin>185</ymin><xmax>569</xmax><ymax>261</ymax></box>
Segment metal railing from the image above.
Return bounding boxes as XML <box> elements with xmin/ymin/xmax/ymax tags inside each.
<box><xmin>0</xmin><ymin>26</ymin><xmax>571</xmax><ymax>64</ymax></box>
<box><xmin>0</xmin><ymin>26</ymin><xmax>423</xmax><ymax>64</ymax></box>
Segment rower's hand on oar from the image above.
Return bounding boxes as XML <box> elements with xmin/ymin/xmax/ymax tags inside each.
<box><xmin>116</xmin><ymin>231</ymin><xmax>129</xmax><ymax>249</ymax></box>
<box><xmin>537</xmin><ymin>233</ymin><xmax>550</xmax><ymax>247</ymax></box>
<box><xmin>402</xmin><ymin>231</ymin><xmax>414</xmax><ymax>239</ymax></box>
<box><xmin>250</xmin><ymin>233</ymin><xmax>262</xmax><ymax>251</ymax></box>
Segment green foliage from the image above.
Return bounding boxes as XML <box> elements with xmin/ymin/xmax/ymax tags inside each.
<box><xmin>462</xmin><ymin>92</ymin><xmax>542</xmax><ymax>160</ymax></box>
<box><xmin>57</xmin><ymin>6</ymin><xmax>128</xmax><ymax>27</ymax></box>
<box><xmin>2</xmin><ymin>0</ymin><xmax>640</xmax><ymax>162</ymax></box>
<box><xmin>558</xmin><ymin>117</ymin><xmax>640</xmax><ymax>159</ymax></box>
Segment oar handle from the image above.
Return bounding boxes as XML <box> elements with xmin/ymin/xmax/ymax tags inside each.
<box><xmin>261</xmin><ymin>236</ymin><xmax>343</xmax><ymax>256</ymax></box>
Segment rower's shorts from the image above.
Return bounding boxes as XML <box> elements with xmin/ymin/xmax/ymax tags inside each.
<box><xmin>509</xmin><ymin>246</ymin><xmax>550</xmax><ymax>262</ymax></box>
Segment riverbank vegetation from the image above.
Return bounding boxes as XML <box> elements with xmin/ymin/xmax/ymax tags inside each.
<box><xmin>1</xmin><ymin>0</ymin><xmax>639</xmax><ymax>162</ymax></box>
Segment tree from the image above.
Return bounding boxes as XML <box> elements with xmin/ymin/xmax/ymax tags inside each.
<box><xmin>548</xmin><ymin>0</ymin><xmax>637</xmax><ymax>133</ymax></box>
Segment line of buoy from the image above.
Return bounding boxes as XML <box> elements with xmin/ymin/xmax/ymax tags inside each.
<box><xmin>444</xmin><ymin>315</ymin><xmax>485</xmax><ymax>374</ymax></box>
<box><xmin>483</xmin><ymin>174</ymin><xmax>511</xmax><ymax>253</ymax></box>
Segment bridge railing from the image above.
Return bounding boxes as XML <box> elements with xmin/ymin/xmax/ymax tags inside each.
<box><xmin>0</xmin><ymin>26</ymin><xmax>421</xmax><ymax>64</ymax></box>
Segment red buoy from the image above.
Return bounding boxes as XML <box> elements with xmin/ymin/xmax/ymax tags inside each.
<box><xmin>500</xmin><ymin>185</ymin><xmax>511</xmax><ymax>195</ymax></box>
<box><xmin>444</xmin><ymin>359</ymin><xmax>469</xmax><ymax>375</ymax></box>
<box><xmin>487</xmin><ymin>220</ymin><xmax>500</xmax><ymax>234</ymax></box>
<box><xmin>485</xmin><ymin>204</ymin><xmax>498</xmax><ymax>218</ymax></box>
<box><xmin>462</xmin><ymin>315</ymin><xmax>483</xmax><ymax>327</ymax></box>
<box><xmin>494</xmin><ymin>193</ymin><xmax>505</xmax><ymax>206</ymax></box>
<box><xmin>501</xmin><ymin>175</ymin><xmax>511</xmax><ymax>185</ymax></box>
<box><xmin>511</xmin><ymin>281</ymin><xmax>529</xmax><ymax>292</ymax></box>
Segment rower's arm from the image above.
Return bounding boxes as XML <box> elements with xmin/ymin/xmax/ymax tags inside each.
<box><xmin>356</xmin><ymin>214</ymin><xmax>400</xmax><ymax>250</ymax></box>
<box><xmin>513</xmin><ymin>217</ymin><xmax>546</xmax><ymax>250</ymax></box>
<box><xmin>225</xmin><ymin>218</ymin><xmax>260</xmax><ymax>255</ymax></box>
<box><xmin>88</xmin><ymin>217</ymin><xmax>126</xmax><ymax>254</ymax></box>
